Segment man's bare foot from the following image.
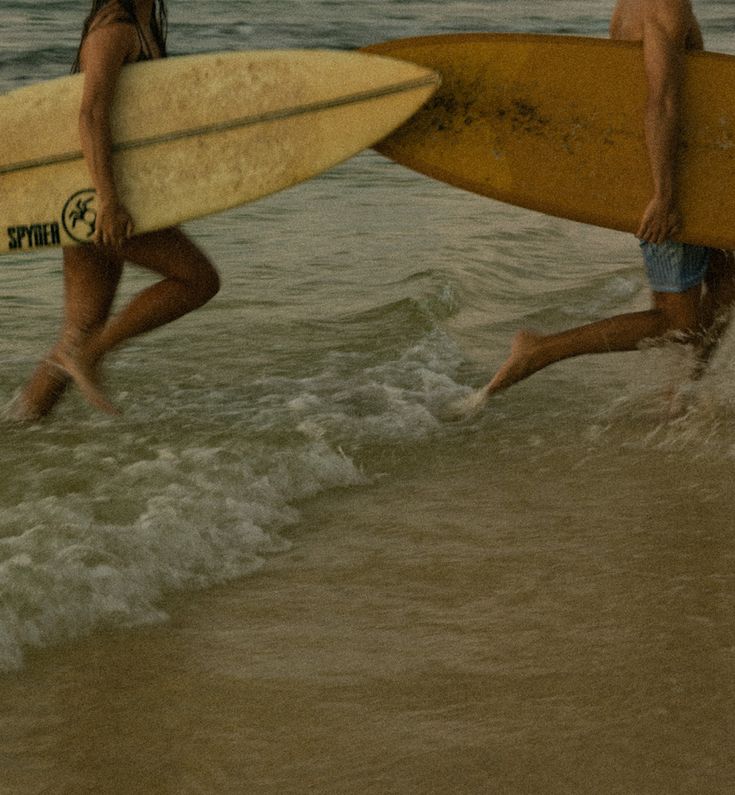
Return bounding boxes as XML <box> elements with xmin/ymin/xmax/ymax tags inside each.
<box><xmin>443</xmin><ymin>329</ymin><xmax>546</xmax><ymax>421</ymax></box>
<box><xmin>52</xmin><ymin>347</ymin><xmax>120</xmax><ymax>416</ymax></box>
<box><xmin>443</xmin><ymin>387</ymin><xmax>490</xmax><ymax>421</ymax></box>
<box><xmin>485</xmin><ymin>330</ymin><xmax>544</xmax><ymax>395</ymax></box>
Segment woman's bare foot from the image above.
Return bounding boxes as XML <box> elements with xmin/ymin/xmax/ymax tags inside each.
<box><xmin>2</xmin><ymin>391</ymin><xmax>43</xmax><ymax>423</ymax></box>
<box><xmin>52</xmin><ymin>345</ymin><xmax>120</xmax><ymax>416</ymax></box>
<box><xmin>9</xmin><ymin>360</ymin><xmax>70</xmax><ymax>422</ymax></box>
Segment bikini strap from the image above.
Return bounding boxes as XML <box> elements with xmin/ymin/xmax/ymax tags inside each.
<box><xmin>87</xmin><ymin>5</ymin><xmax>151</xmax><ymax>60</ymax></box>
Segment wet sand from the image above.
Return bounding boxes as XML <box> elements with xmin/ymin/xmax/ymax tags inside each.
<box><xmin>3</xmin><ymin>438</ymin><xmax>734</xmax><ymax>794</ymax></box>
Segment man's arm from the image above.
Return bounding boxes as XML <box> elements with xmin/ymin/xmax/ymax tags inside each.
<box><xmin>636</xmin><ymin>0</ymin><xmax>691</xmax><ymax>244</ymax></box>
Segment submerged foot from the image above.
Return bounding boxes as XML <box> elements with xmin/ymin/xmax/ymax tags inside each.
<box><xmin>485</xmin><ymin>329</ymin><xmax>544</xmax><ymax>395</ymax></box>
<box><xmin>443</xmin><ymin>387</ymin><xmax>491</xmax><ymax>421</ymax></box>
<box><xmin>5</xmin><ymin>360</ymin><xmax>70</xmax><ymax>423</ymax></box>
<box><xmin>1</xmin><ymin>391</ymin><xmax>44</xmax><ymax>423</ymax></box>
<box><xmin>444</xmin><ymin>330</ymin><xmax>545</xmax><ymax>421</ymax></box>
<box><xmin>52</xmin><ymin>347</ymin><xmax>120</xmax><ymax>416</ymax></box>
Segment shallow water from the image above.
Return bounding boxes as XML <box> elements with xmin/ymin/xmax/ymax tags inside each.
<box><xmin>1</xmin><ymin>1</ymin><xmax>735</xmax><ymax>792</ymax></box>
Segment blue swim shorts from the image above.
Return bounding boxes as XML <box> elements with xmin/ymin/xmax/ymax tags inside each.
<box><xmin>639</xmin><ymin>240</ymin><xmax>715</xmax><ymax>293</ymax></box>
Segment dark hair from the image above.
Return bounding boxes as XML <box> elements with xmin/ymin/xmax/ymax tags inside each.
<box><xmin>72</xmin><ymin>0</ymin><xmax>168</xmax><ymax>73</ymax></box>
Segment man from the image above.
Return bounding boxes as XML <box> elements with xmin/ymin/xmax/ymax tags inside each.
<box><xmin>478</xmin><ymin>0</ymin><xmax>735</xmax><ymax>401</ymax></box>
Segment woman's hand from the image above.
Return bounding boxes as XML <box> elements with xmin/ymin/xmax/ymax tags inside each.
<box><xmin>95</xmin><ymin>197</ymin><xmax>134</xmax><ymax>248</ymax></box>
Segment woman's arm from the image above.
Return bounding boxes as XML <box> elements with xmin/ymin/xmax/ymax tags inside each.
<box><xmin>78</xmin><ymin>22</ymin><xmax>137</xmax><ymax>247</ymax></box>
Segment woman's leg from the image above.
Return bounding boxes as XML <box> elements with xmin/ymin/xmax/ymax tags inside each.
<box><xmin>90</xmin><ymin>227</ymin><xmax>220</xmax><ymax>356</ymax></box>
<box><xmin>59</xmin><ymin>227</ymin><xmax>219</xmax><ymax>411</ymax></box>
<box><xmin>17</xmin><ymin>228</ymin><xmax>218</xmax><ymax>419</ymax></box>
<box><xmin>16</xmin><ymin>245</ymin><xmax>123</xmax><ymax>420</ymax></box>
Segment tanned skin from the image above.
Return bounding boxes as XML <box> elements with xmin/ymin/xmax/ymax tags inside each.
<box><xmin>468</xmin><ymin>0</ymin><xmax>735</xmax><ymax>409</ymax></box>
<box><xmin>16</xmin><ymin>0</ymin><xmax>220</xmax><ymax>419</ymax></box>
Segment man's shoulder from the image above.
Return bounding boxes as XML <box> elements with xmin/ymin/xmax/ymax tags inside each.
<box><xmin>610</xmin><ymin>0</ymin><xmax>697</xmax><ymax>43</ymax></box>
<box><xmin>643</xmin><ymin>0</ymin><xmax>703</xmax><ymax>49</ymax></box>
<box><xmin>643</xmin><ymin>0</ymin><xmax>695</xmax><ymax>29</ymax></box>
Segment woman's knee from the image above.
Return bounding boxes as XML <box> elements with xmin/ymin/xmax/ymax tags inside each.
<box><xmin>125</xmin><ymin>229</ymin><xmax>220</xmax><ymax>305</ymax></box>
<box><xmin>189</xmin><ymin>258</ymin><xmax>220</xmax><ymax>306</ymax></box>
<box><xmin>162</xmin><ymin>231</ymin><xmax>220</xmax><ymax>302</ymax></box>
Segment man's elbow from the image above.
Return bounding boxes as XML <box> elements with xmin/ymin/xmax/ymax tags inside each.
<box><xmin>647</xmin><ymin>83</ymin><xmax>680</xmax><ymax>119</ymax></box>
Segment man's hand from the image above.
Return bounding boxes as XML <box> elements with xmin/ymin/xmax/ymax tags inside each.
<box><xmin>637</xmin><ymin>194</ymin><xmax>681</xmax><ymax>244</ymax></box>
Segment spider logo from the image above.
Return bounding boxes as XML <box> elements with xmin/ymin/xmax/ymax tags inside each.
<box><xmin>62</xmin><ymin>189</ymin><xmax>98</xmax><ymax>243</ymax></box>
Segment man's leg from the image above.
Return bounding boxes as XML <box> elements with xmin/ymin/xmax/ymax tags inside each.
<box><xmin>483</xmin><ymin>285</ymin><xmax>701</xmax><ymax>396</ymax></box>
<box><xmin>693</xmin><ymin>249</ymin><xmax>735</xmax><ymax>376</ymax></box>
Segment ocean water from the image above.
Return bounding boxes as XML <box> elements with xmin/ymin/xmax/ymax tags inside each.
<box><xmin>2</xmin><ymin>1</ymin><xmax>735</xmax><ymax>792</ymax></box>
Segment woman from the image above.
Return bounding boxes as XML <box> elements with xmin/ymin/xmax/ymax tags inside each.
<box><xmin>17</xmin><ymin>0</ymin><xmax>220</xmax><ymax>419</ymax></box>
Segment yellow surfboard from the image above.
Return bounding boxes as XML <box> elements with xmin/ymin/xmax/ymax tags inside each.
<box><xmin>363</xmin><ymin>34</ymin><xmax>735</xmax><ymax>249</ymax></box>
<box><xmin>0</xmin><ymin>50</ymin><xmax>439</xmax><ymax>256</ymax></box>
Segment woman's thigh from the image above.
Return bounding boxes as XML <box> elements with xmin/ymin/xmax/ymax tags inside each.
<box><xmin>120</xmin><ymin>227</ymin><xmax>220</xmax><ymax>293</ymax></box>
<box><xmin>62</xmin><ymin>244</ymin><xmax>124</xmax><ymax>330</ymax></box>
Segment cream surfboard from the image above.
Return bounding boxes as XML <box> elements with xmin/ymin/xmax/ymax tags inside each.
<box><xmin>0</xmin><ymin>50</ymin><xmax>439</xmax><ymax>255</ymax></box>
<box><xmin>363</xmin><ymin>34</ymin><xmax>735</xmax><ymax>249</ymax></box>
